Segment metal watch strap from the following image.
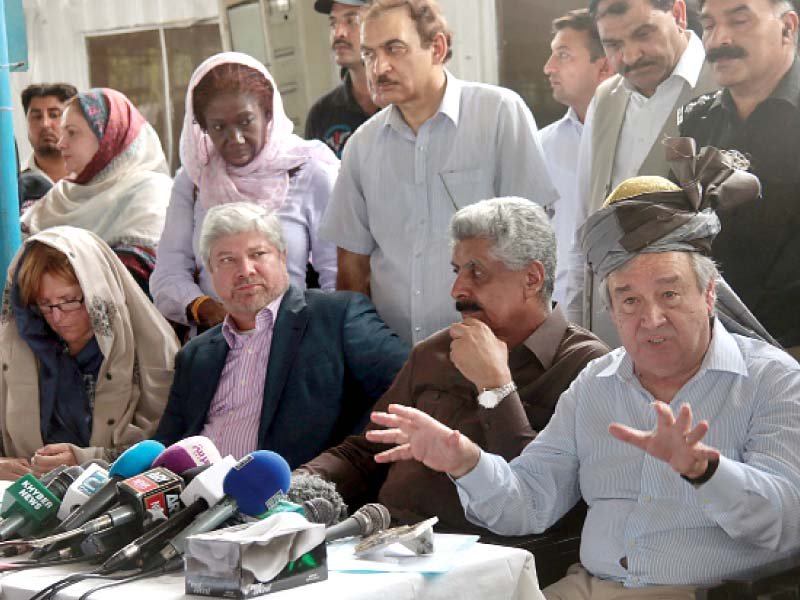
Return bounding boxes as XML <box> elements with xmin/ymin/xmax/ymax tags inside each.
<box><xmin>477</xmin><ymin>381</ymin><xmax>517</xmax><ymax>409</ymax></box>
<box><xmin>491</xmin><ymin>381</ymin><xmax>517</xmax><ymax>401</ymax></box>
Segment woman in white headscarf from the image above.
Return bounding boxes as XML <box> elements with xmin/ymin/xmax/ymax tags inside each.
<box><xmin>150</xmin><ymin>52</ymin><xmax>339</xmax><ymax>331</ymax></box>
<box><xmin>0</xmin><ymin>227</ymin><xmax>178</xmax><ymax>480</ymax></box>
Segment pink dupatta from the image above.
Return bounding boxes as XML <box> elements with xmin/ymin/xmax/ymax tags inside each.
<box><xmin>179</xmin><ymin>52</ymin><xmax>336</xmax><ymax>211</ymax></box>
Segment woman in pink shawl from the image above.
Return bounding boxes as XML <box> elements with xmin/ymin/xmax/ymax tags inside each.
<box><xmin>150</xmin><ymin>52</ymin><xmax>340</xmax><ymax>331</ymax></box>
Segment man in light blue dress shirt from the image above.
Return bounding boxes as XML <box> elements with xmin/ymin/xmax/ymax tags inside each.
<box><xmin>364</xmin><ymin>165</ymin><xmax>800</xmax><ymax>597</ymax></box>
<box><xmin>319</xmin><ymin>0</ymin><xmax>558</xmax><ymax>345</ymax></box>
<box><xmin>539</xmin><ymin>9</ymin><xmax>612</xmax><ymax>307</ymax></box>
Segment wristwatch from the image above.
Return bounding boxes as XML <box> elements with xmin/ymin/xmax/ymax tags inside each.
<box><xmin>477</xmin><ymin>381</ymin><xmax>517</xmax><ymax>409</ymax></box>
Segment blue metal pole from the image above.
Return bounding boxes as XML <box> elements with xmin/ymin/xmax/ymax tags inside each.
<box><xmin>0</xmin><ymin>0</ymin><xmax>20</xmax><ymax>292</ymax></box>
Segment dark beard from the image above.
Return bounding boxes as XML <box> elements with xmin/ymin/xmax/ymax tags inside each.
<box><xmin>35</xmin><ymin>143</ymin><xmax>61</xmax><ymax>158</ymax></box>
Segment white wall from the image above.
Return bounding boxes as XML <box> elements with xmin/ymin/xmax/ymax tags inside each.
<box><xmin>12</xmin><ymin>0</ymin><xmax>497</xmax><ymax>160</ymax></box>
<box><xmin>13</xmin><ymin>0</ymin><xmax>220</xmax><ymax>159</ymax></box>
<box><xmin>439</xmin><ymin>0</ymin><xmax>498</xmax><ymax>85</ymax></box>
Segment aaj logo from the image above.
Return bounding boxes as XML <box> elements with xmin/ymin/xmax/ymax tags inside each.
<box><xmin>323</xmin><ymin>124</ymin><xmax>354</xmax><ymax>159</ymax></box>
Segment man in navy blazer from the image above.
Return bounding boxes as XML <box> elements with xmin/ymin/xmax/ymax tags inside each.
<box><xmin>154</xmin><ymin>202</ymin><xmax>409</xmax><ymax>468</ymax></box>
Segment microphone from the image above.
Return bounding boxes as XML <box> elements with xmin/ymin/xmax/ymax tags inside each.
<box><xmin>0</xmin><ymin>465</ymin><xmax>68</xmax><ymax>515</ymax></box>
<box><xmin>117</xmin><ymin>467</ymin><xmax>185</xmax><ymax>521</ymax></box>
<box><xmin>151</xmin><ymin>436</ymin><xmax>221</xmax><ymax>474</ymax></box>
<box><xmin>288</xmin><ymin>473</ymin><xmax>348</xmax><ymax>524</ymax></box>
<box><xmin>99</xmin><ymin>497</ymin><xmax>205</xmax><ymax>574</ymax></box>
<box><xmin>79</xmin><ymin>520</ymin><xmax>145</xmax><ymax>563</ymax></box>
<box><xmin>99</xmin><ymin>458</ymin><xmax>237</xmax><ymax>571</ymax></box>
<box><xmin>34</xmin><ymin>437</ymin><xmax>218</xmax><ymax>563</ymax></box>
<box><xmin>156</xmin><ymin>451</ymin><xmax>291</xmax><ymax>564</ymax></box>
<box><xmin>301</xmin><ymin>498</ymin><xmax>337</xmax><ymax>526</ymax></box>
<box><xmin>223</xmin><ymin>451</ymin><xmax>291</xmax><ymax>518</ymax></box>
<box><xmin>324</xmin><ymin>503</ymin><xmax>391</xmax><ymax>543</ymax></box>
<box><xmin>57</xmin><ymin>462</ymin><xmax>109</xmax><ymax>520</ymax></box>
<box><xmin>31</xmin><ymin>465</ymin><xmax>188</xmax><ymax>551</ymax></box>
<box><xmin>0</xmin><ymin>466</ymin><xmax>83</xmax><ymax>541</ymax></box>
<box><xmin>30</xmin><ymin>440</ymin><xmax>165</xmax><ymax>559</ymax></box>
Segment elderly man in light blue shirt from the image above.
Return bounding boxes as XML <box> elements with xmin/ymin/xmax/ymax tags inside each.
<box><xmin>364</xmin><ymin>159</ymin><xmax>800</xmax><ymax>598</ymax></box>
<box><xmin>319</xmin><ymin>0</ymin><xmax>557</xmax><ymax>344</ymax></box>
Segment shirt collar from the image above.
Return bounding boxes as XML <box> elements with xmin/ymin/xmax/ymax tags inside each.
<box><xmin>383</xmin><ymin>69</ymin><xmax>461</xmax><ymax>133</ymax></box>
<box><xmin>438</xmin><ymin>70</ymin><xmax>462</xmax><ymax>126</ymax></box>
<box><xmin>696</xmin><ymin>317</ymin><xmax>748</xmax><ymax>377</ymax></box>
<box><xmin>596</xmin><ymin>317</ymin><xmax>747</xmax><ymax>380</ymax></box>
<box><xmin>222</xmin><ymin>291</ymin><xmax>285</xmax><ymax>349</ymax></box>
<box><xmin>720</xmin><ymin>55</ymin><xmax>800</xmax><ymax>114</ymax></box>
<box><xmin>565</xmin><ymin>106</ymin><xmax>582</xmax><ymax>126</ymax></box>
<box><xmin>521</xmin><ymin>305</ymin><xmax>569</xmax><ymax>370</ymax></box>
<box><xmin>766</xmin><ymin>56</ymin><xmax>800</xmax><ymax>109</ymax></box>
<box><xmin>623</xmin><ymin>31</ymin><xmax>705</xmax><ymax>94</ymax></box>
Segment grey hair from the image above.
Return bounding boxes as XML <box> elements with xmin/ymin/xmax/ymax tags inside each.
<box><xmin>599</xmin><ymin>252</ymin><xmax>719</xmax><ymax>311</ymax></box>
<box><xmin>449</xmin><ymin>197</ymin><xmax>557</xmax><ymax>304</ymax></box>
<box><xmin>199</xmin><ymin>202</ymin><xmax>286</xmax><ymax>269</ymax></box>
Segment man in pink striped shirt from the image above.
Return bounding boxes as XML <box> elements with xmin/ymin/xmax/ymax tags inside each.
<box><xmin>154</xmin><ymin>203</ymin><xmax>409</xmax><ymax>467</ymax></box>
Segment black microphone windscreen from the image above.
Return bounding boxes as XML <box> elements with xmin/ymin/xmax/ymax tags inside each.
<box><xmin>288</xmin><ymin>473</ymin><xmax>348</xmax><ymax>523</ymax></box>
<box><xmin>302</xmin><ymin>498</ymin><xmax>336</xmax><ymax>526</ymax></box>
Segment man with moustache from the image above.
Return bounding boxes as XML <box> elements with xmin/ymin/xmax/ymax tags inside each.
<box><xmin>679</xmin><ymin>0</ymin><xmax>800</xmax><ymax>359</ymax></box>
<box><xmin>18</xmin><ymin>83</ymin><xmax>76</xmax><ymax>214</ymax></box>
<box><xmin>154</xmin><ymin>202</ymin><xmax>409</xmax><ymax>467</ymax></box>
<box><xmin>300</xmin><ymin>198</ymin><xmax>608</xmax><ymax>533</ymax></box>
<box><xmin>564</xmin><ymin>0</ymin><xmax>718</xmax><ymax>345</ymax></box>
<box><xmin>306</xmin><ymin>0</ymin><xmax>379</xmax><ymax>158</ymax></box>
<box><xmin>367</xmin><ymin>164</ymin><xmax>800</xmax><ymax>597</ymax></box>
<box><xmin>319</xmin><ymin>0</ymin><xmax>557</xmax><ymax>345</ymax></box>
<box><xmin>540</xmin><ymin>9</ymin><xmax>612</xmax><ymax>306</ymax></box>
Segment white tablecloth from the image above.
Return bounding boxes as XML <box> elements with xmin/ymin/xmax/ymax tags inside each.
<box><xmin>0</xmin><ymin>541</ymin><xmax>544</xmax><ymax>600</ymax></box>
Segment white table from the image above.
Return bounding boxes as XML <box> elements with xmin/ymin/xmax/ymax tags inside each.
<box><xmin>0</xmin><ymin>541</ymin><xmax>544</xmax><ymax>600</ymax></box>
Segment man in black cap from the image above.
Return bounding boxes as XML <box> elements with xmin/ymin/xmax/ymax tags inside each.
<box><xmin>306</xmin><ymin>0</ymin><xmax>379</xmax><ymax>158</ymax></box>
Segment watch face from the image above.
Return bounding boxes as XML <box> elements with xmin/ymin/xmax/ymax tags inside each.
<box><xmin>477</xmin><ymin>390</ymin><xmax>499</xmax><ymax>409</ymax></box>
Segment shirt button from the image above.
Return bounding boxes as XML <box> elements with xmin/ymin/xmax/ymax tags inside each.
<box><xmin>414</xmin><ymin>290</ymin><xmax>421</xmax><ymax>296</ymax></box>
<box><xmin>107</xmin><ymin>418</ymin><xmax>115</xmax><ymax>426</ymax></box>
<box><xmin>240</xmin><ymin>379</ymin><xmax>246</xmax><ymax>386</ymax></box>
<box><xmin>106</xmin><ymin>373</ymin><xmax>112</xmax><ymax>380</ymax></box>
<box><xmin>627</xmin><ymin>539</ymin><xmax>636</xmax><ymax>549</ymax></box>
<box><xmin>642</xmin><ymin>495</ymin><xmax>652</xmax><ymax>504</ymax></box>
<box><xmin>418</xmin><ymin>146</ymin><xmax>425</xmax><ymax>152</ymax></box>
<box><xmin>414</xmin><ymin>327</ymin><xmax>421</xmax><ymax>332</ymax></box>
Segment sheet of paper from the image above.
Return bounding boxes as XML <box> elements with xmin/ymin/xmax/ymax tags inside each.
<box><xmin>327</xmin><ymin>533</ymin><xmax>479</xmax><ymax>574</ymax></box>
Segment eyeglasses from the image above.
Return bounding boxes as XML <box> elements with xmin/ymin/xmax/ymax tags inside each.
<box><xmin>31</xmin><ymin>297</ymin><xmax>85</xmax><ymax>316</ymax></box>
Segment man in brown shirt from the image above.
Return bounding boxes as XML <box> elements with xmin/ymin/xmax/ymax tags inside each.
<box><xmin>299</xmin><ymin>197</ymin><xmax>608</xmax><ymax>533</ymax></box>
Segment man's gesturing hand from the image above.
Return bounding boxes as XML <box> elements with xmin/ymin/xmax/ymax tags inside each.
<box><xmin>449</xmin><ymin>318</ymin><xmax>512</xmax><ymax>390</ymax></box>
<box><xmin>609</xmin><ymin>401</ymin><xmax>720</xmax><ymax>480</ymax></box>
<box><xmin>367</xmin><ymin>404</ymin><xmax>481</xmax><ymax>478</ymax></box>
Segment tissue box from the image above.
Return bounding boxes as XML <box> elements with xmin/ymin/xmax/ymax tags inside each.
<box><xmin>185</xmin><ymin>513</ymin><xmax>327</xmax><ymax>598</ymax></box>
